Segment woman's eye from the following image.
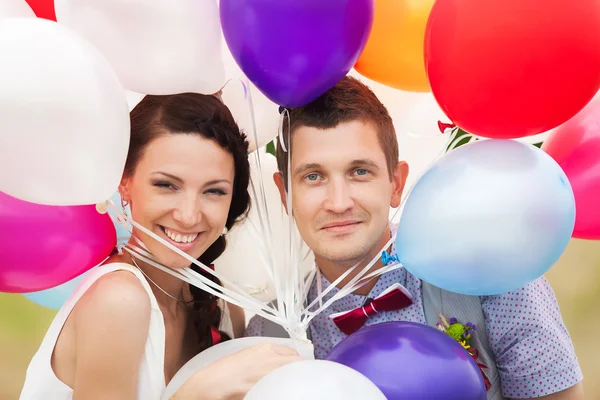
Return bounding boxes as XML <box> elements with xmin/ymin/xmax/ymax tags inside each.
<box><xmin>153</xmin><ymin>181</ymin><xmax>176</xmax><ymax>190</ymax></box>
<box><xmin>206</xmin><ymin>188</ymin><xmax>227</xmax><ymax>196</ymax></box>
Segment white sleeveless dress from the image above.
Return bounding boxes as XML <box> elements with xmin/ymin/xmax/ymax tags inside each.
<box><xmin>19</xmin><ymin>262</ymin><xmax>234</xmax><ymax>400</ymax></box>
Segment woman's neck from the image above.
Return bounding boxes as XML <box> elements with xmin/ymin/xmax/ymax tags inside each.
<box><xmin>117</xmin><ymin>250</ymin><xmax>192</xmax><ymax>316</ymax></box>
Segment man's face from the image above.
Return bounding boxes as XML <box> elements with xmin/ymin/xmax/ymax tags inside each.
<box><xmin>275</xmin><ymin>120</ymin><xmax>408</xmax><ymax>267</ymax></box>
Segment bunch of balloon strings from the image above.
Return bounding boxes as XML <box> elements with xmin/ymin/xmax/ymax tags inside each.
<box><xmin>103</xmin><ymin>81</ymin><xmax>468</xmax><ymax>346</ymax></box>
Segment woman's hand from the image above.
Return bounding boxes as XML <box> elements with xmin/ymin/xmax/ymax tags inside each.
<box><xmin>171</xmin><ymin>343</ymin><xmax>303</xmax><ymax>400</ymax></box>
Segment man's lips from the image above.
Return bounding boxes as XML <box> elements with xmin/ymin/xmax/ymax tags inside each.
<box><xmin>320</xmin><ymin>221</ymin><xmax>362</xmax><ymax>233</ymax></box>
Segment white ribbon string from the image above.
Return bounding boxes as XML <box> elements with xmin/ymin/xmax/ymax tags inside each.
<box><xmin>108</xmin><ymin>202</ymin><xmax>288</xmax><ymax>326</ymax></box>
<box><xmin>103</xmin><ymin>111</ymin><xmax>464</xmax><ymax>340</ymax></box>
<box><xmin>303</xmin><ymin>126</ymin><xmax>461</xmax><ymax>317</ymax></box>
<box><xmin>123</xmin><ymin>245</ymin><xmax>286</xmax><ymax>325</ymax></box>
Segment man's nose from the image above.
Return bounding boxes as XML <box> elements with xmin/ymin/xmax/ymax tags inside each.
<box><xmin>323</xmin><ymin>178</ymin><xmax>354</xmax><ymax>213</ymax></box>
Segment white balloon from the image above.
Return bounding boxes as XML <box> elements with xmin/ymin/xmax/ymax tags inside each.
<box><xmin>515</xmin><ymin>130</ymin><xmax>552</xmax><ymax>145</ymax></box>
<box><xmin>349</xmin><ymin>71</ymin><xmax>452</xmax><ymax>219</ymax></box>
<box><xmin>214</xmin><ymin>153</ymin><xmax>314</xmax><ymax>303</ymax></box>
<box><xmin>162</xmin><ymin>337</ymin><xmax>315</xmax><ymax>400</ymax></box>
<box><xmin>0</xmin><ymin>18</ymin><xmax>129</xmax><ymax>206</ymax></box>
<box><xmin>221</xmin><ymin>81</ymin><xmax>280</xmax><ymax>152</ymax></box>
<box><xmin>54</xmin><ymin>0</ymin><xmax>225</xmax><ymax>95</ymax></box>
<box><xmin>0</xmin><ymin>0</ymin><xmax>35</xmax><ymax>19</ymax></box>
<box><xmin>220</xmin><ymin>43</ymin><xmax>279</xmax><ymax>152</ymax></box>
<box><xmin>245</xmin><ymin>360</ymin><xmax>386</xmax><ymax>400</ymax></box>
<box><xmin>125</xmin><ymin>91</ymin><xmax>145</xmax><ymax>111</ymax></box>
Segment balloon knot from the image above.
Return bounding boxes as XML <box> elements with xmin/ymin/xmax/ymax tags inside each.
<box><xmin>95</xmin><ymin>200</ymin><xmax>110</xmax><ymax>214</ymax></box>
<box><xmin>438</xmin><ymin>121</ymin><xmax>456</xmax><ymax>133</ymax></box>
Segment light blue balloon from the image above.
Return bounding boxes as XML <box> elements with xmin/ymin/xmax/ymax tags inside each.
<box><xmin>23</xmin><ymin>271</ymin><xmax>90</xmax><ymax>310</ymax></box>
<box><xmin>396</xmin><ymin>139</ymin><xmax>575</xmax><ymax>296</ymax></box>
<box><xmin>108</xmin><ymin>191</ymin><xmax>132</xmax><ymax>246</ymax></box>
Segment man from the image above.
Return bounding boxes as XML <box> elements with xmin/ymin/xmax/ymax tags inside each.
<box><xmin>245</xmin><ymin>76</ymin><xmax>584</xmax><ymax>399</ymax></box>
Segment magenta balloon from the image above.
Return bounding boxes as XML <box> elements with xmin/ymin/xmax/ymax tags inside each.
<box><xmin>0</xmin><ymin>191</ymin><xmax>116</xmax><ymax>293</ymax></box>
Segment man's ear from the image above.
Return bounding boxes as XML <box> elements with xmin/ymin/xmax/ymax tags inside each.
<box><xmin>273</xmin><ymin>172</ymin><xmax>289</xmax><ymax>214</ymax></box>
<box><xmin>390</xmin><ymin>161</ymin><xmax>409</xmax><ymax>208</ymax></box>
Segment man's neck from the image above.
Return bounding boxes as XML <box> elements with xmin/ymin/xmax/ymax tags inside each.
<box><xmin>316</xmin><ymin>226</ymin><xmax>392</xmax><ymax>296</ymax></box>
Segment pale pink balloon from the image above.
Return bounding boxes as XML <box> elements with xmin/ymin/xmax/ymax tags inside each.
<box><xmin>0</xmin><ymin>191</ymin><xmax>116</xmax><ymax>293</ymax></box>
<box><xmin>543</xmin><ymin>98</ymin><xmax>600</xmax><ymax>240</ymax></box>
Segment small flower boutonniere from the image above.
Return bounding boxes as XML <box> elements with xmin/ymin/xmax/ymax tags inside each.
<box><xmin>436</xmin><ymin>314</ymin><xmax>492</xmax><ymax>391</ymax></box>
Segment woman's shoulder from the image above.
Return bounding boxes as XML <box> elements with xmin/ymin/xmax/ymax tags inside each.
<box><xmin>72</xmin><ymin>261</ymin><xmax>152</xmax><ymax>334</ymax></box>
<box><xmin>48</xmin><ymin>262</ymin><xmax>158</xmax><ymax>397</ymax></box>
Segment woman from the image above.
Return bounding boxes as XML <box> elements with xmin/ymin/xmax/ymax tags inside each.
<box><xmin>20</xmin><ymin>93</ymin><xmax>301</xmax><ymax>400</ymax></box>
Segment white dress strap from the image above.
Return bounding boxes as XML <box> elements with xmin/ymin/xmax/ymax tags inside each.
<box><xmin>20</xmin><ymin>263</ymin><xmax>166</xmax><ymax>400</ymax></box>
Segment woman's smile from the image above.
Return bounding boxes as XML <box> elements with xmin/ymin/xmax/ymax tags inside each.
<box><xmin>158</xmin><ymin>225</ymin><xmax>204</xmax><ymax>252</ymax></box>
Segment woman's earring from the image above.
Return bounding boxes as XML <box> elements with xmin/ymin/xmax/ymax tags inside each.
<box><xmin>120</xmin><ymin>198</ymin><xmax>130</xmax><ymax>221</ymax></box>
<box><xmin>221</xmin><ymin>227</ymin><xmax>228</xmax><ymax>236</ymax></box>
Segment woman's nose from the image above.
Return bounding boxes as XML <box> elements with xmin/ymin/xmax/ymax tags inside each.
<box><xmin>172</xmin><ymin>195</ymin><xmax>202</xmax><ymax>227</ymax></box>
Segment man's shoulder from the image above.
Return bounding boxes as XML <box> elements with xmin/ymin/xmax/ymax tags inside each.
<box><xmin>244</xmin><ymin>314</ymin><xmax>292</xmax><ymax>338</ymax></box>
<box><xmin>480</xmin><ymin>275</ymin><xmax>560</xmax><ymax>312</ymax></box>
<box><xmin>244</xmin><ymin>314</ymin><xmax>266</xmax><ymax>337</ymax></box>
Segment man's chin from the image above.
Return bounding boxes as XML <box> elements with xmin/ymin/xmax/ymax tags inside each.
<box><xmin>318</xmin><ymin>247</ymin><xmax>374</xmax><ymax>267</ymax></box>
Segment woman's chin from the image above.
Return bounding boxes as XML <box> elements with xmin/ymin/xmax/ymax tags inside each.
<box><xmin>155</xmin><ymin>252</ymin><xmax>202</xmax><ymax>270</ymax></box>
<box><xmin>142</xmin><ymin>239</ymin><xmax>203</xmax><ymax>267</ymax></box>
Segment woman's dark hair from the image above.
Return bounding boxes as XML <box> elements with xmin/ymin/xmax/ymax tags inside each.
<box><xmin>125</xmin><ymin>93</ymin><xmax>250</xmax><ymax>352</ymax></box>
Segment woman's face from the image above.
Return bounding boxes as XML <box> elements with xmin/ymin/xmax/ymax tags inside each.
<box><xmin>120</xmin><ymin>133</ymin><xmax>235</xmax><ymax>269</ymax></box>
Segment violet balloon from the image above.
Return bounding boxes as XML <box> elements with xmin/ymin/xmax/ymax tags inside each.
<box><xmin>220</xmin><ymin>0</ymin><xmax>374</xmax><ymax>108</ymax></box>
<box><xmin>326</xmin><ymin>322</ymin><xmax>487</xmax><ymax>400</ymax></box>
<box><xmin>0</xmin><ymin>191</ymin><xmax>116</xmax><ymax>293</ymax></box>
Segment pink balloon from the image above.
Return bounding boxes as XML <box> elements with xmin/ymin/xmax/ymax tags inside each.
<box><xmin>0</xmin><ymin>191</ymin><xmax>116</xmax><ymax>293</ymax></box>
<box><xmin>542</xmin><ymin>98</ymin><xmax>600</xmax><ymax>240</ymax></box>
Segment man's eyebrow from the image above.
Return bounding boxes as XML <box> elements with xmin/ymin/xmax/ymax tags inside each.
<box><xmin>293</xmin><ymin>162</ymin><xmax>322</xmax><ymax>176</ymax></box>
<box><xmin>349</xmin><ymin>159</ymin><xmax>380</xmax><ymax>170</ymax></box>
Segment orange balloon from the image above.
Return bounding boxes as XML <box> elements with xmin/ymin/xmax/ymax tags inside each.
<box><xmin>355</xmin><ymin>0</ymin><xmax>435</xmax><ymax>92</ymax></box>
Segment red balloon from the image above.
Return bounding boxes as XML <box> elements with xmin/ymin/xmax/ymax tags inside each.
<box><xmin>425</xmin><ymin>0</ymin><xmax>600</xmax><ymax>139</ymax></box>
<box><xmin>542</xmin><ymin>98</ymin><xmax>600</xmax><ymax>240</ymax></box>
<box><xmin>24</xmin><ymin>0</ymin><xmax>56</xmax><ymax>21</ymax></box>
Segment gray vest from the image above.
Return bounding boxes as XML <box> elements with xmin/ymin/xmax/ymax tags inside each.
<box><xmin>421</xmin><ymin>282</ymin><xmax>504</xmax><ymax>400</ymax></box>
<box><xmin>262</xmin><ymin>282</ymin><xmax>505</xmax><ymax>400</ymax></box>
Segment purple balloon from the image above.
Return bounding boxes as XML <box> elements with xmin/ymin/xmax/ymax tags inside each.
<box><xmin>326</xmin><ymin>322</ymin><xmax>487</xmax><ymax>400</ymax></box>
<box><xmin>220</xmin><ymin>0</ymin><xmax>374</xmax><ymax>108</ymax></box>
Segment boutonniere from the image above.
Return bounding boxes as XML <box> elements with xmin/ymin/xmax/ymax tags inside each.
<box><xmin>381</xmin><ymin>250</ymin><xmax>401</xmax><ymax>265</ymax></box>
<box><xmin>436</xmin><ymin>314</ymin><xmax>492</xmax><ymax>391</ymax></box>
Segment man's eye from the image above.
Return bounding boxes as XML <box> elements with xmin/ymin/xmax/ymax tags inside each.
<box><xmin>306</xmin><ymin>173</ymin><xmax>320</xmax><ymax>181</ymax></box>
<box><xmin>354</xmin><ymin>168</ymin><xmax>369</xmax><ymax>176</ymax></box>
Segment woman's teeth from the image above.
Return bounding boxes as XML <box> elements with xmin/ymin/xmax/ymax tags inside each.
<box><xmin>164</xmin><ymin>228</ymin><xmax>199</xmax><ymax>243</ymax></box>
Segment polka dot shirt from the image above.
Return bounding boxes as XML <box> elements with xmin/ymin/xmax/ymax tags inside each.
<box><xmin>246</xmin><ymin>256</ymin><xmax>582</xmax><ymax>398</ymax></box>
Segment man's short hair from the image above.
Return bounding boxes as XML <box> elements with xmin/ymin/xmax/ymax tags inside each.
<box><xmin>275</xmin><ymin>76</ymin><xmax>399</xmax><ymax>185</ymax></box>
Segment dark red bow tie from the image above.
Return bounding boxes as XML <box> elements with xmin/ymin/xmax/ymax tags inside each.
<box><xmin>329</xmin><ymin>283</ymin><xmax>413</xmax><ymax>335</ymax></box>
